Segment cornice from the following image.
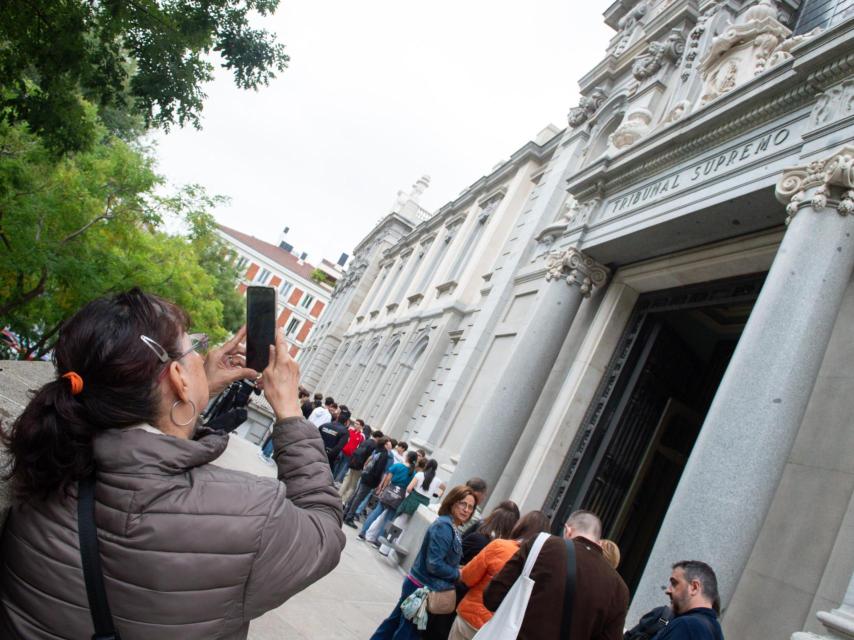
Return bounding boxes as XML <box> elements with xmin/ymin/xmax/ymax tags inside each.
<box><xmin>379</xmin><ymin>134</ymin><xmax>562</xmax><ymax>262</ymax></box>
<box><xmin>567</xmin><ymin>26</ymin><xmax>854</xmax><ymax>201</ymax></box>
<box><xmin>351</xmin><ymin>212</ymin><xmax>417</xmax><ymax>255</ymax></box>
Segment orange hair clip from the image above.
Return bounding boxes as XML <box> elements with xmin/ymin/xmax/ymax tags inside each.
<box><xmin>62</xmin><ymin>371</ymin><xmax>84</xmax><ymax>395</ymax></box>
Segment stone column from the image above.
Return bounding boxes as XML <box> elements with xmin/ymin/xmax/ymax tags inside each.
<box><xmin>630</xmin><ymin>146</ymin><xmax>854</xmax><ymax>621</ymax></box>
<box><xmin>448</xmin><ymin>247</ymin><xmax>609</xmax><ymax>493</ymax></box>
<box><xmin>792</xmin><ymin>568</ymin><xmax>854</xmax><ymax>640</ymax></box>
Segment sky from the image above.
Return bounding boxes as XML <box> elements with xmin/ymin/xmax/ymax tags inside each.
<box><xmin>152</xmin><ymin>1</ymin><xmax>615</xmax><ymax>267</ymax></box>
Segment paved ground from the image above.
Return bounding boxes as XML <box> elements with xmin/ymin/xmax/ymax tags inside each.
<box><xmin>249</xmin><ymin>523</ymin><xmax>404</xmax><ymax>639</ymax></box>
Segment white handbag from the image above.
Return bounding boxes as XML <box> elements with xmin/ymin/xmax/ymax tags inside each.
<box><xmin>472</xmin><ymin>532</ymin><xmax>551</xmax><ymax>640</ymax></box>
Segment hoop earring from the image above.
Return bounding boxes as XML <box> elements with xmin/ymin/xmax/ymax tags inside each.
<box><xmin>170</xmin><ymin>399</ymin><xmax>197</xmax><ymax>427</ymax></box>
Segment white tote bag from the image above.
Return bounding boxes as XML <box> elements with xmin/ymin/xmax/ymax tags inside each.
<box><xmin>471</xmin><ymin>532</ymin><xmax>551</xmax><ymax>640</ymax></box>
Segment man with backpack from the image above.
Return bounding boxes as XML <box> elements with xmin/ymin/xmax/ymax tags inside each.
<box><xmin>343</xmin><ymin>437</ymin><xmax>392</xmax><ymax>527</ymax></box>
<box><xmin>332</xmin><ymin>417</ymin><xmax>366</xmax><ymax>482</ymax></box>
<box><xmin>338</xmin><ymin>428</ymin><xmax>381</xmax><ymax>499</ymax></box>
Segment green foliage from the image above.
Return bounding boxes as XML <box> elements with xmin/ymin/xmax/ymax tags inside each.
<box><xmin>0</xmin><ymin>0</ymin><xmax>289</xmax><ymax>153</ymax></box>
<box><xmin>310</xmin><ymin>268</ymin><xmax>330</xmax><ymax>285</ymax></box>
<box><xmin>0</xmin><ymin>120</ymin><xmax>241</xmax><ymax>359</ymax></box>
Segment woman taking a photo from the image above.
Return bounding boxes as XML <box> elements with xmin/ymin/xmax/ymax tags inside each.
<box><xmin>0</xmin><ymin>289</ymin><xmax>346</xmax><ymax>639</ymax></box>
<box><xmin>370</xmin><ymin>485</ymin><xmax>477</xmax><ymax>640</ymax></box>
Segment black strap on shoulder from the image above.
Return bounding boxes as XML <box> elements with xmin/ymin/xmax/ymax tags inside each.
<box><xmin>77</xmin><ymin>475</ymin><xmax>121</xmax><ymax>640</ymax></box>
<box><xmin>560</xmin><ymin>538</ymin><xmax>577</xmax><ymax>640</ymax></box>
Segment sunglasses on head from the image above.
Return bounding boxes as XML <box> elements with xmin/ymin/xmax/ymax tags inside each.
<box><xmin>140</xmin><ymin>333</ymin><xmax>209</xmax><ymax>372</ymax></box>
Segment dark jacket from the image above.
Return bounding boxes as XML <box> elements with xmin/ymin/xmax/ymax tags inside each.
<box><xmin>349</xmin><ymin>438</ymin><xmax>377</xmax><ymax>470</ymax></box>
<box><xmin>301</xmin><ymin>400</ymin><xmax>314</xmax><ymax>419</ymax></box>
<box><xmin>653</xmin><ymin>608</ymin><xmax>722</xmax><ymax>640</ymax></box>
<box><xmin>484</xmin><ymin>535</ymin><xmax>629</xmax><ymax>640</ymax></box>
<box><xmin>319</xmin><ymin>420</ymin><xmax>349</xmax><ymax>461</ymax></box>
<box><xmin>361</xmin><ymin>449</ymin><xmax>391</xmax><ymax>488</ymax></box>
<box><xmin>0</xmin><ymin>417</ymin><xmax>345</xmax><ymax>639</ymax></box>
<box><xmin>410</xmin><ymin>515</ymin><xmax>462</xmax><ymax>591</ymax></box>
<box><xmin>461</xmin><ymin>529</ymin><xmax>492</xmax><ymax>565</ymax></box>
<box><xmin>624</xmin><ymin>606</ymin><xmax>673</xmax><ymax>640</ymax></box>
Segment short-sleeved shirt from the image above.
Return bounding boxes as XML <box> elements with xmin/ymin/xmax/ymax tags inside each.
<box><xmin>386</xmin><ymin>462</ymin><xmax>414</xmax><ymax>487</ymax></box>
<box><xmin>411</xmin><ymin>472</ymin><xmax>444</xmax><ymax>497</ymax></box>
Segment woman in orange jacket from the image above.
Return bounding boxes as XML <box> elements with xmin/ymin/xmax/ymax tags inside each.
<box><xmin>451</xmin><ymin>511</ymin><xmax>551</xmax><ymax>640</ymax></box>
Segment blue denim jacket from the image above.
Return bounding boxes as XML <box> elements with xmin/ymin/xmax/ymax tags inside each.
<box><xmin>409</xmin><ymin>515</ymin><xmax>462</xmax><ymax>591</ymax></box>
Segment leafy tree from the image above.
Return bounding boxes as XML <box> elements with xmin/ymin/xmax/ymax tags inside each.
<box><xmin>0</xmin><ymin>119</ymin><xmax>239</xmax><ymax>359</ymax></box>
<box><xmin>0</xmin><ymin>0</ymin><xmax>289</xmax><ymax>153</ymax></box>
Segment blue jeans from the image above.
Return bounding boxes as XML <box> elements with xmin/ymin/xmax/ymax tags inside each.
<box><xmin>356</xmin><ymin>487</ymin><xmax>374</xmax><ymax>517</ymax></box>
<box><xmin>361</xmin><ymin>502</ymin><xmax>390</xmax><ymax>537</ymax></box>
<box><xmin>370</xmin><ymin>577</ymin><xmax>422</xmax><ymax>640</ymax></box>
<box><xmin>333</xmin><ymin>454</ymin><xmax>351</xmax><ymax>482</ymax></box>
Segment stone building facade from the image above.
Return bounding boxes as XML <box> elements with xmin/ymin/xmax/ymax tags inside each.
<box><xmin>304</xmin><ymin>1</ymin><xmax>854</xmax><ymax>638</ymax></box>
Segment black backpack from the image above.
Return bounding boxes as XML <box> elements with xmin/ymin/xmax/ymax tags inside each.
<box><xmin>624</xmin><ymin>606</ymin><xmax>673</xmax><ymax>640</ymax></box>
<box><xmin>350</xmin><ymin>440</ymin><xmax>375</xmax><ymax>469</ymax></box>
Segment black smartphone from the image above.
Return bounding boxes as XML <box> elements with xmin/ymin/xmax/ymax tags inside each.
<box><xmin>246</xmin><ymin>286</ymin><xmax>277</xmax><ymax>372</ymax></box>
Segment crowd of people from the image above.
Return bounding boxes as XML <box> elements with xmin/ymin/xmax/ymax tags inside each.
<box><xmin>262</xmin><ymin>390</ymin><xmax>725</xmax><ymax>640</ymax></box>
<box><xmin>0</xmin><ymin>288</ymin><xmax>725</xmax><ymax>640</ymax></box>
<box><xmin>261</xmin><ymin>392</ymin><xmax>448</xmax><ymax>551</ymax></box>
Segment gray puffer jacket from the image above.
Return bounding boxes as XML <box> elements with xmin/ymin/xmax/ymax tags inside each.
<box><xmin>0</xmin><ymin>416</ymin><xmax>345</xmax><ymax>639</ymax></box>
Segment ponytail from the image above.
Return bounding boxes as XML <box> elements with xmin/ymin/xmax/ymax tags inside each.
<box><xmin>2</xmin><ymin>378</ymin><xmax>97</xmax><ymax>500</ymax></box>
<box><xmin>1</xmin><ymin>288</ymin><xmax>189</xmax><ymax>500</ymax></box>
<box><xmin>422</xmin><ymin>458</ymin><xmax>438</xmax><ymax>491</ymax></box>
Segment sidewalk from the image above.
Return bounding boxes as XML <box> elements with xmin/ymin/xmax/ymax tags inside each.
<box><xmin>249</xmin><ymin>524</ymin><xmax>405</xmax><ymax>639</ymax></box>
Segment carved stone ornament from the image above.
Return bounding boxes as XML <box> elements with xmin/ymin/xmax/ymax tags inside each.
<box><xmin>681</xmin><ymin>5</ymin><xmax>716</xmax><ymax>83</ymax></box>
<box><xmin>610</xmin><ymin>108</ymin><xmax>653</xmax><ymax>150</ymax></box>
<box><xmin>614</xmin><ymin>2</ymin><xmax>649</xmax><ymax>56</ymax></box>
<box><xmin>664</xmin><ymin>99</ymin><xmax>692</xmax><ymax>125</ymax></box>
<box><xmin>334</xmin><ymin>257</ymin><xmax>368</xmax><ymax>293</ymax></box>
<box><xmin>568</xmin><ymin>87</ymin><xmax>609</xmax><ymax>128</ymax></box>
<box><xmin>632</xmin><ymin>29</ymin><xmax>685</xmax><ymax>81</ymax></box>
<box><xmin>543</xmin><ymin>247</ymin><xmax>610</xmax><ymax>297</ymax></box>
<box><xmin>699</xmin><ymin>0</ymin><xmax>822</xmax><ymax>106</ymax></box>
<box><xmin>776</xmin><ymin>145</ymin><xmax>854</xmax><ymax>223</ymax></box>
<box><xmin>811</xmin><ymin>80</ymin><xmax>854</xmax><ymax>128</ymax></box>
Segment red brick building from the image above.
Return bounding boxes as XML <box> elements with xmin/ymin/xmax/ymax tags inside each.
<box><xmin>216</xmin><ymin>224</ymin><xmax>338</xmax><ymax>359</ymax></box>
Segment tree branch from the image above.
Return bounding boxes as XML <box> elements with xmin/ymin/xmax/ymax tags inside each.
<box><xmin>25</xmin><ymin>319</ymin><xmax>63</xmax><ymax>360</ymax></box>
<box><xmin>0</xmin><ymin>266</ymin><xmax>48</xmax><ymax>317</ymax></box>
<box><xmin>61</xmin><ymin>194</ymin><xmax>116</xmax><ymax>244</ymax></box>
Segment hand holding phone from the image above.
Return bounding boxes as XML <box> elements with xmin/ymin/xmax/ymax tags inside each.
<box><xmin>260</xmin><ymin>328</ymin><xmax>302</xmax><ymax>421</ymax></box>
<box><xmin>204</xmin><ymin>325</ymin><xmax>259</xmax><ymax>395</ymax></box>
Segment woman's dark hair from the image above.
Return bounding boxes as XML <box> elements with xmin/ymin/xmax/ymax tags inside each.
<box><xmin>375</xmin><ymin>437</ymin><xmax>390</xmax><ymax>449</ymax></box>
<box><xmin>405</xmin><ymin>450</ymin><xmax>418</xmax><ymax>469</ymax></box>
<box><xmin>510</xmin><ymin>510</ymin><xmax>551</xmax><ymax>543</ymax></box>
<box><xmin>421</xmin><ymin>458</ymin><xmax>438</xmax><ymax>491</ymax></box>
<box><xmin>477</xmin><ymin>500</ymin><xmax>521</xmax><ymax>540</ymax></box>
<box><xmin>2</xmin><ymin>289</ymin><xmax>189</xmax><ymax>500</ymax></box>
<box><xmin>438</xmin><ymin>485</ymin><xmax>476</xmax><ymax>519</ymax></box>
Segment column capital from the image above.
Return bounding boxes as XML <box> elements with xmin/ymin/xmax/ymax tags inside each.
<box><xmin>544</xmin><ymin>247</ymin><xmax>610</xmax><ymax>297</ymax></box>
<box><xmin>777</xmin><ymin>145</ymin><xmax>854</xmax><ymax>223</ymax></box>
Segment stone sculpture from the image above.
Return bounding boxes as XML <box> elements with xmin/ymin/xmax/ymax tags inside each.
<box><xmin>568</xmin><ymin>87</ymin><xmax>609</xmax><ymax>128</ymax></box>
<box><xmin>699</xmin><ymin>0</ymin><xmax>822</xmax><ymax>106</ymax></box>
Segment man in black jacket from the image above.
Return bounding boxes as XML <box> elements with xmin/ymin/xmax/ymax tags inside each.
<box><xmin>652</xmin><ymin>561</ymin><xmax>724</xmax><ymax>639</ymax></box>
<box><xmin>319</xmin><ymin>405</ymin><xmax>351</xmax><ymax>468</ymax></box>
